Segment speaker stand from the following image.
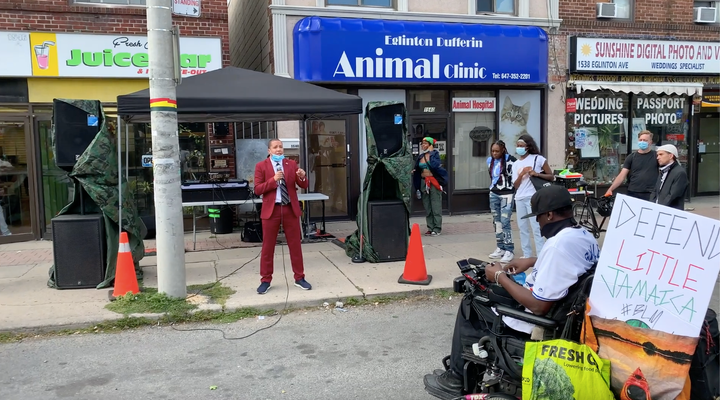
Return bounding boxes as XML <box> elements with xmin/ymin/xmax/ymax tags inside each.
<box><xmin>352</xmin><ymin>183</ymin><xmax>366</xmax><ymax>264</ymax></box>
<box><xmin>70</xmin><ymin>177</ymin><xmax>87</xmax><ymax>216</ymax></box>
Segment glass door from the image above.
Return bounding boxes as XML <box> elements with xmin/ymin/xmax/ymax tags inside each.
<box><xmin>696</xmin><ymin>113</ymin><xmax>720</xmax><ymax>194</ymax></box>
<box><xmin>0</xmin><ymin>117</ymin><xmax>35</xmax><ymax>242</ymax></box>
<box><xmin>306</xmin><ymin>119</ymin><xmax>349</xmax><ymax>218</ymax></box>
<box><xmin>408</xmin><ymin>118</ymin><xmax>449</xmax><ymax>215</ymax></box>
<box><xmin>36</xmin><ymin>117</ymin><xmax>74</xmax><ymax>238</ymax></box>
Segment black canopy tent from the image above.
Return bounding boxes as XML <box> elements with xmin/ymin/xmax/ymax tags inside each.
<box><xmin>114</xmin><ymin>66</ymin><xmax>362</xmax><ymax>233</ymax></box>
<box><xmin>116</xmin><ymin>66</ymin><xmax>362</xmax><ymax>123</ymax></box>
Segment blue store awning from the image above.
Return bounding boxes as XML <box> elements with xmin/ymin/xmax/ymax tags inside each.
<box><xmin>293</xmin><ymin>17</ymin><xmax>548</xmax><ymax>85</ymax></box>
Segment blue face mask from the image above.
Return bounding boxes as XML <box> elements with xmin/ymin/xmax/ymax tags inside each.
<box><xmin>516</xmin><ymin>147</ymin><xmax>527</xmax><ymax>156</ymax></box>
<box><xmin>270</xmin><ymin>154</ymin><xmax>285</xmax><ymax>162</ymax></box>
<box><xmin>638</xmin><ymin>141</ymin><xmax>649</xmax><ymax>150</ymax></box>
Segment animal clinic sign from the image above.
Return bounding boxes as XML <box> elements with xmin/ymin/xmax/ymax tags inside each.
<box><xmin>588</xmin><ymin>194</ymin><xmax>720</xmax><ymax>338</ymax></box>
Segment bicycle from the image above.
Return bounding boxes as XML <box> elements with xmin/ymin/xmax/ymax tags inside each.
<box><xmin>571</xmin><ymin>185</ymin><xmax>615</xmax><ymax>239</ymax></box>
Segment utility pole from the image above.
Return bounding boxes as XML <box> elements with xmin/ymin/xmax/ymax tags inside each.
<box><xmin>147</xmin><ymin>0</ymin><xmax>186</xmax><ymax>298</ymax></box>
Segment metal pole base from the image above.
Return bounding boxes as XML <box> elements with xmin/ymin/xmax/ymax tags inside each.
<box><xmin>352</xmin><ymin>255</ymin><xmax>366</xmax><ymax>263</ymax></box>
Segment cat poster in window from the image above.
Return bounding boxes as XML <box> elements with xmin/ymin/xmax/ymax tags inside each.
<box><xmin>498</xmin><ymin>90</ymin><xmax>541</xmax><ymax>151</ymax></box>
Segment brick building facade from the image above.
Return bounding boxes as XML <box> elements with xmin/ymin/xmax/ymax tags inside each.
<box><xmin>0</xmin><ymin>0</ymin><xmax>230</xmax><ymax>243</ymax></box>
<box><xmin>229</xmin><ymin>0</ymin><xmax>563</xmax><ymax>218</ymax></box>
<box><xmin>547</xmin><ymin>0</ymin><xmax>720</xmax><ymax>198</ymax></box>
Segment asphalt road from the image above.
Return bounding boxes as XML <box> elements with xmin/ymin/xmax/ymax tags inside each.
<box><xmin>0</xmin><ymin>298</ymin><xmax>459</xmax><ymax>400</ymax></box>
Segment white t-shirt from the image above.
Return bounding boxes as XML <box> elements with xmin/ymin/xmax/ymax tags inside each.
<box><xmin>511</xmin><ymin>154</ymin><xmax>547</xmax><ymax>200</ymax></box>
<box><xmin>503</xmin><ymin>226</ymin><xmax>601</xmax><ymax>334</ymax></box>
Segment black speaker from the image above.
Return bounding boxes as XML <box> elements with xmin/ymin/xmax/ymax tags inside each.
<box><xmin>367</xmin><ymin>199</ymin><xmax>408</xmax><ymax>262</ymax></box>
<box><xmin>367</xmin><ymin>103</ymin><xmax>405</xmax><ymax>157</ymax></box>
<box><xmin>52</xmin><ymin>214</ymin><xmax>106</xmax><ymax>289</ymax></box>
<box><xmin>53</xmin><ymin>99</ymin><xmax>102</xmax><ymax>170</ymax></box>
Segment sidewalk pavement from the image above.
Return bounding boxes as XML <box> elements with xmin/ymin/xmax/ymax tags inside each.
<box><xmin>0</xmin><ymin>196</ymin><xmax>718</xmax><ymax>332</ymax></box>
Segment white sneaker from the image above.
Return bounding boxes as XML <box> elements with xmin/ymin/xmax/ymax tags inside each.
<box><xmin>489</xmin><ymin>247</ymin><xmax>504</xmax><ymax>259</ymax></box>
<box><xmin>501</xmin><ymin>251</ymin><xmax>515</xmax><ymax>263</ymax></box>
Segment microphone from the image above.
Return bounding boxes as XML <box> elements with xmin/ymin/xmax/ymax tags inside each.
<box><xmin>276</xmin><ymin>163</ymin><xmax>284</xmax><ymax>184</ymax></box>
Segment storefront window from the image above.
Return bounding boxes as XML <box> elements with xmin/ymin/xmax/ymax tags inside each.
<box><xmin>631</xmin><ymin>94</ymin><xmax>690</xmax><ymax>166</ymax></box>
<box><xmin>568</xmin><ymin>91</ymin><xmax>693</xmax><ymax>186</ymax></box>
<box><xmin>127</xmin><ymin>122</ymin><xmax>208</xmax><ymax>217</ymax></box>
<box><xmin>37</xmin><ymin>119</ymin><xmax>73</xmax><ymax>232</ymax></box>
<box><xmin>408</xmin><ymin>90</ymin><xmax>448</xmax><ymax>113</ymax></box>
<box><xmin>453</xmin><ymin>90</ymin><xmax>496</xmax><ymax>190</ymax></box>
<box><xmin>567</xmin><ymin>91</ymin><xmax>629</xmax><ymax>185</ymax></box>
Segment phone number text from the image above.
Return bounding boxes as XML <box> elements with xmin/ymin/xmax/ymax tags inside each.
<box><xmin>492</xmin><ymin>73</ymin><xmax>532</xmax><ymax>80</ymax></box>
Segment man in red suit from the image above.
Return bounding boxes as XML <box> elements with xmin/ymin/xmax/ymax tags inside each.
<box><xmin>253</xmin><ymin>139</ymin><xmax>311</xmax><ymax>294</ymax></box>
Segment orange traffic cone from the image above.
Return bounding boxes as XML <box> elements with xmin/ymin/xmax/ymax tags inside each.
<box><xmin>398</xmin><ymin>223</ymin><xmax>432</xmax><ymax>285</ymax></box>
<box><xmin>112</xmin><ymin>232</ymin><xmax>139</xmax><ymax>298</ymax></box>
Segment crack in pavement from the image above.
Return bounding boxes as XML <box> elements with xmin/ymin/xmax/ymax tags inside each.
<box><xmin>319</xmin><ymin>250</ymin><xmax>366</xmax><ymax>298</ymax></box>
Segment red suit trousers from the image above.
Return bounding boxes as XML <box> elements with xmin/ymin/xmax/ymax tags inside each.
<box><xmin>260</xmin><ymin>204</ymin><xmax>305</xmax><ymax>283</ymax></box>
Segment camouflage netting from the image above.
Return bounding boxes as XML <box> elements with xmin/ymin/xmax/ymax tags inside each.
<box><xmin>48</xmin><ymin>99</ymin><xmax>145</xmax><ymax>289</ymax></box>
<box><xmin>344</xmin><ymin>101</ymin><xmax>412</xmax><ymax>263</ymax></box>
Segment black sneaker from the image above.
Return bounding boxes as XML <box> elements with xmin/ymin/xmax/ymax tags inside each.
<box><xmin>294</xmin><ymin>279</ymin><xmax>312</xmax><ymax>290</ymax></box>
<box><xmin>257</xmin><ymin>282</ymin><xmax>270</xmax><ymax>294</ymax></box>
<box><xmin>435</xmin><ymin>369</ymin><xmax>463</xmax><ymax>393</ymax></box>
<box><xmin>424</xmin><ymin>370</ymin><xmax>462</xmax><ymax>399</ymax></box>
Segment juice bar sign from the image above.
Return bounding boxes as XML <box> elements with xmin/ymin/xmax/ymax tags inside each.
<box><xmin>571</xmin><ymin>37</ymin><xmax>720</xmax><ymax>75</ymax></box>
<box><xmin>293</xmin><ymin>17</ymin><xmax>548</xmax><ymax>84</ymax></box>
<box><xmin>0</xmin><ymin>32</ymin><xmax>222</xmax><ymax>78</ymax></box>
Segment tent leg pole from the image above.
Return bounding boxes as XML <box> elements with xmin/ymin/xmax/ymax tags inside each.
<box><xmin>117</xmin><ymin>115</ymin><xmax>122</xmax><ymax>233</ymax></box>
<box><xmin>352</xmin><ymin>117</ymin><xmax>365</xmax><ymax>264</ymax></box>
<box><xmin>125</xmin><ymin>124</ymin><xmax>129</xmax><ymax>189</ymax></box>
<box><xmin>300</xmin><ymin>117</ymin><xmax>309</xmax><ymax>240</ymax></box>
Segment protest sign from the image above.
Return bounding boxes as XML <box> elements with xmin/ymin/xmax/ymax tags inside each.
<box><xmin>588</xmin><ymin>194</ymin><xmax>720</xmax><ymax>338</ymax></box>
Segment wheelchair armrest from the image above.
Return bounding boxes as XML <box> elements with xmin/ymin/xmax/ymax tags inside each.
<box><xmin>494</xmin><ymin>304</ymin><xmax>558</xmax><ymax>329</ymax></box>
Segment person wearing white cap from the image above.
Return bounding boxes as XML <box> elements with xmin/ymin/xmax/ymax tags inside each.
<box><xmin>650</xmin><ymin>144</ymin><xmax>688</xmax><ymax>210</ymax></box>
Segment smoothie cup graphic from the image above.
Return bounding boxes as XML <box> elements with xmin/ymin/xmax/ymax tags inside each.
<box><xmin>34</xmin><ymin>41</ymin><xmax>55</xmax><ymax>70</ymax></box>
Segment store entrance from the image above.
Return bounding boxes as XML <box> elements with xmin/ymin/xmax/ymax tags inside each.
<box><xmin>696</xmin><ymin>112</ymin><xmax>720</xmax><ymax>195</ymax></box>
<box><xmin>306</xmin><ymin>119</ymin><xmax>350</xmax><ymax>219</ymax></box>
<box><xmin>408</xmin><ymin>117</ymin><xmax>449</xmax><ymax>216</ymax></box>
<box><xmin>0</xmin><ymin>117</ymin><xmax>36</xmax><ymax>242</ymax></box>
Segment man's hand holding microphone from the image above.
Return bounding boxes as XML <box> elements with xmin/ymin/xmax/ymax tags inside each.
<box><xmin>274</xmin><ymin>168</ymin><xmax>306</xmax><ymax>182</ymax></box>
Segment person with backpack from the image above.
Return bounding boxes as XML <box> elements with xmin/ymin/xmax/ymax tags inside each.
<box><xmin>412</xmin><ymin>137</ymin><xmax>448</xmax><ymax>236</ymax></box>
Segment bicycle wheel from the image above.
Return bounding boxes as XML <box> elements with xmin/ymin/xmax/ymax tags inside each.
<box><xmin>572</xmin><ymin>202</ymin><xmax>586</xmax><ymax>224</ymax></box>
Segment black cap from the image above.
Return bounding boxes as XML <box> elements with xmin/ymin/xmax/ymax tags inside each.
<box><xmin>521</xmin><ymin>185</ymin><xmax>573</xmax><ymax>219</ymax></box>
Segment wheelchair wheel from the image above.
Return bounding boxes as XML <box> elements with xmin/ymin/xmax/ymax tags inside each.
<box><xmin>450</xmin><ymin>394</ymin><xmax>517</xmax><ymax>400</ymax></box>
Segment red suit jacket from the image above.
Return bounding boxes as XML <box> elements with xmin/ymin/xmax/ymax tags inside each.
<box><xmin>254</xmin><ymin>158</ymin><xmax>309</xmax><ymax>220</ymax></box>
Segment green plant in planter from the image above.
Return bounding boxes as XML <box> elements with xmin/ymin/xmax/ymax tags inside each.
<box><xmin>138</xmin><ymin>181</ymin><xmax>153</xmax><ymax>194</ymax></box>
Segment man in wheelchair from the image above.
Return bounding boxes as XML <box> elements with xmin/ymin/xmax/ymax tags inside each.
<box><xmin>424</xmin><ymin>185</ymin><xmax>601</xmax><ymax>399</ymax></box>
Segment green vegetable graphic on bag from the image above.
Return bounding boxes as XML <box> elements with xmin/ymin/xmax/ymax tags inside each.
<box><xmin>531</xmin><ymin>358</ymin><xmax>574</xmax><ymax>400</ymax></box>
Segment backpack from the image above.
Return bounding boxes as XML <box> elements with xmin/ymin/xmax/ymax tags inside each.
<box><xmin>690</xmin><ymin>309</ymin><xmax>720</xmax><ymax>400</ymax></box>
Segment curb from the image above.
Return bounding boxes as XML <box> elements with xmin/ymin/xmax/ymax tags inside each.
<box><xmin>0</xmin><ymin>285</ymin><xmax>457</xmax><ymax>335</ymax></box>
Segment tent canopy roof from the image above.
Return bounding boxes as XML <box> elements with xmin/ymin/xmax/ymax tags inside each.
<box><xmin>116</xmin><ymin>67</ymin><xmax>362</xmax><ymax>123</ymax></box>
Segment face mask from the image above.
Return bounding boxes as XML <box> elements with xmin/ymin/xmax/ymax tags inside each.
<box><xmin>516</xmin><ymin>147</ymin><xmax>527</xmax><ymax>156</ymax></box>
<box><xmin>638</xmin><ymin>141</ymin><xmax>649</xmax><ymax>150</ymax></box>
<box><xmin>540</xmin><ymin>217</ymin><xmax>576</xmax><ymax>238</ymax></box>
<box><xmin>270</xmin><ymin>154</ymin><xmax>284</xmax><ymax>162</ymax></box>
